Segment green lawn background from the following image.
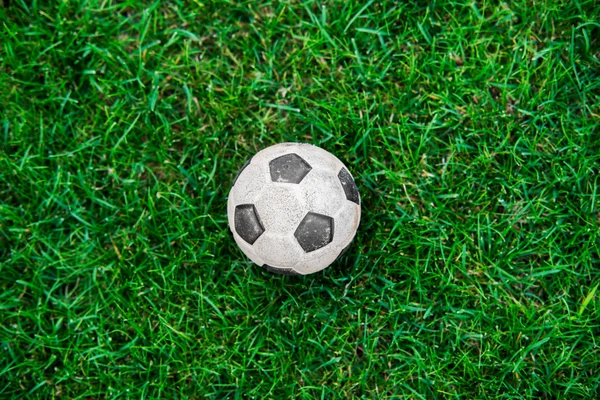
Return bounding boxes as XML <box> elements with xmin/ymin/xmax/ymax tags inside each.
<box><xmin>1</xmin><ymin>0</ymin><xmax>599</xmax><ymax>398</ymax></box>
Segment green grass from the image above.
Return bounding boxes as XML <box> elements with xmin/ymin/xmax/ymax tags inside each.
<box><xmin>1</xmin><ymin>0</ymin><xmax>599</xmax><ymax>398</ymax></box>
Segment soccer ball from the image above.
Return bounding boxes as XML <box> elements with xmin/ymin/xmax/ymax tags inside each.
<box><xmin>227</xmin><ymin>143</ymin><xmax>361</xmax><ymax>275</ymax></box>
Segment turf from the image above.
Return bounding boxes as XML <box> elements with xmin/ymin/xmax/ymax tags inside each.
<box><xmin>1</xmin><ymin>0</ymin><xmax>599</xmax><ymax>398</ymax></box>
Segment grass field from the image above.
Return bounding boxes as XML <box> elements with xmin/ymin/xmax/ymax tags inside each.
<box><xmin>1</xmin><ymin>0</ymin><xmax>600</xmax><ymax>398</ymax></box>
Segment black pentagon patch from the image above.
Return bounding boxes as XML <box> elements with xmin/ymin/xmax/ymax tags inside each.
<box><xmin>294</xmin><ymin>212</ymin><xmax>334</xmax><ymax>253</ymax></box>
<box><xmin>234</xmin><ymin>204</ymin><xmax>264</xmax><ymax>245</ymax></box>
<box><xmin>269</xmin><ymin>153</ymin><xmax>312</xmax><ymax>184</ymax></box>
<box><xmin>262</xmin><ymin>264</ymin><xmax>299</xmax><ymax>276</ymax></box>
<box><xmin>338</xmin><ymin>168</ymin><xmax>360</xmax><ymax>205</ymax></box>
<box><xmin>232</xmin><ymin>157</ymin><xmax>252</xmax><ymax>186</ymax></box>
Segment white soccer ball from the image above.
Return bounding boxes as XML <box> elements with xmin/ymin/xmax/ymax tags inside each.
<box><xmin>227</xmin><ymin>143</ymin><xmax>361</xmax><ymax>275</ymax></box>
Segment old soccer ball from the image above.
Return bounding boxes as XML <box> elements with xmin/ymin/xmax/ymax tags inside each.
<box><xmin>227</xmin><ymin>143</ymin><xmax>361</xmax><ymax>275</ymax></box>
